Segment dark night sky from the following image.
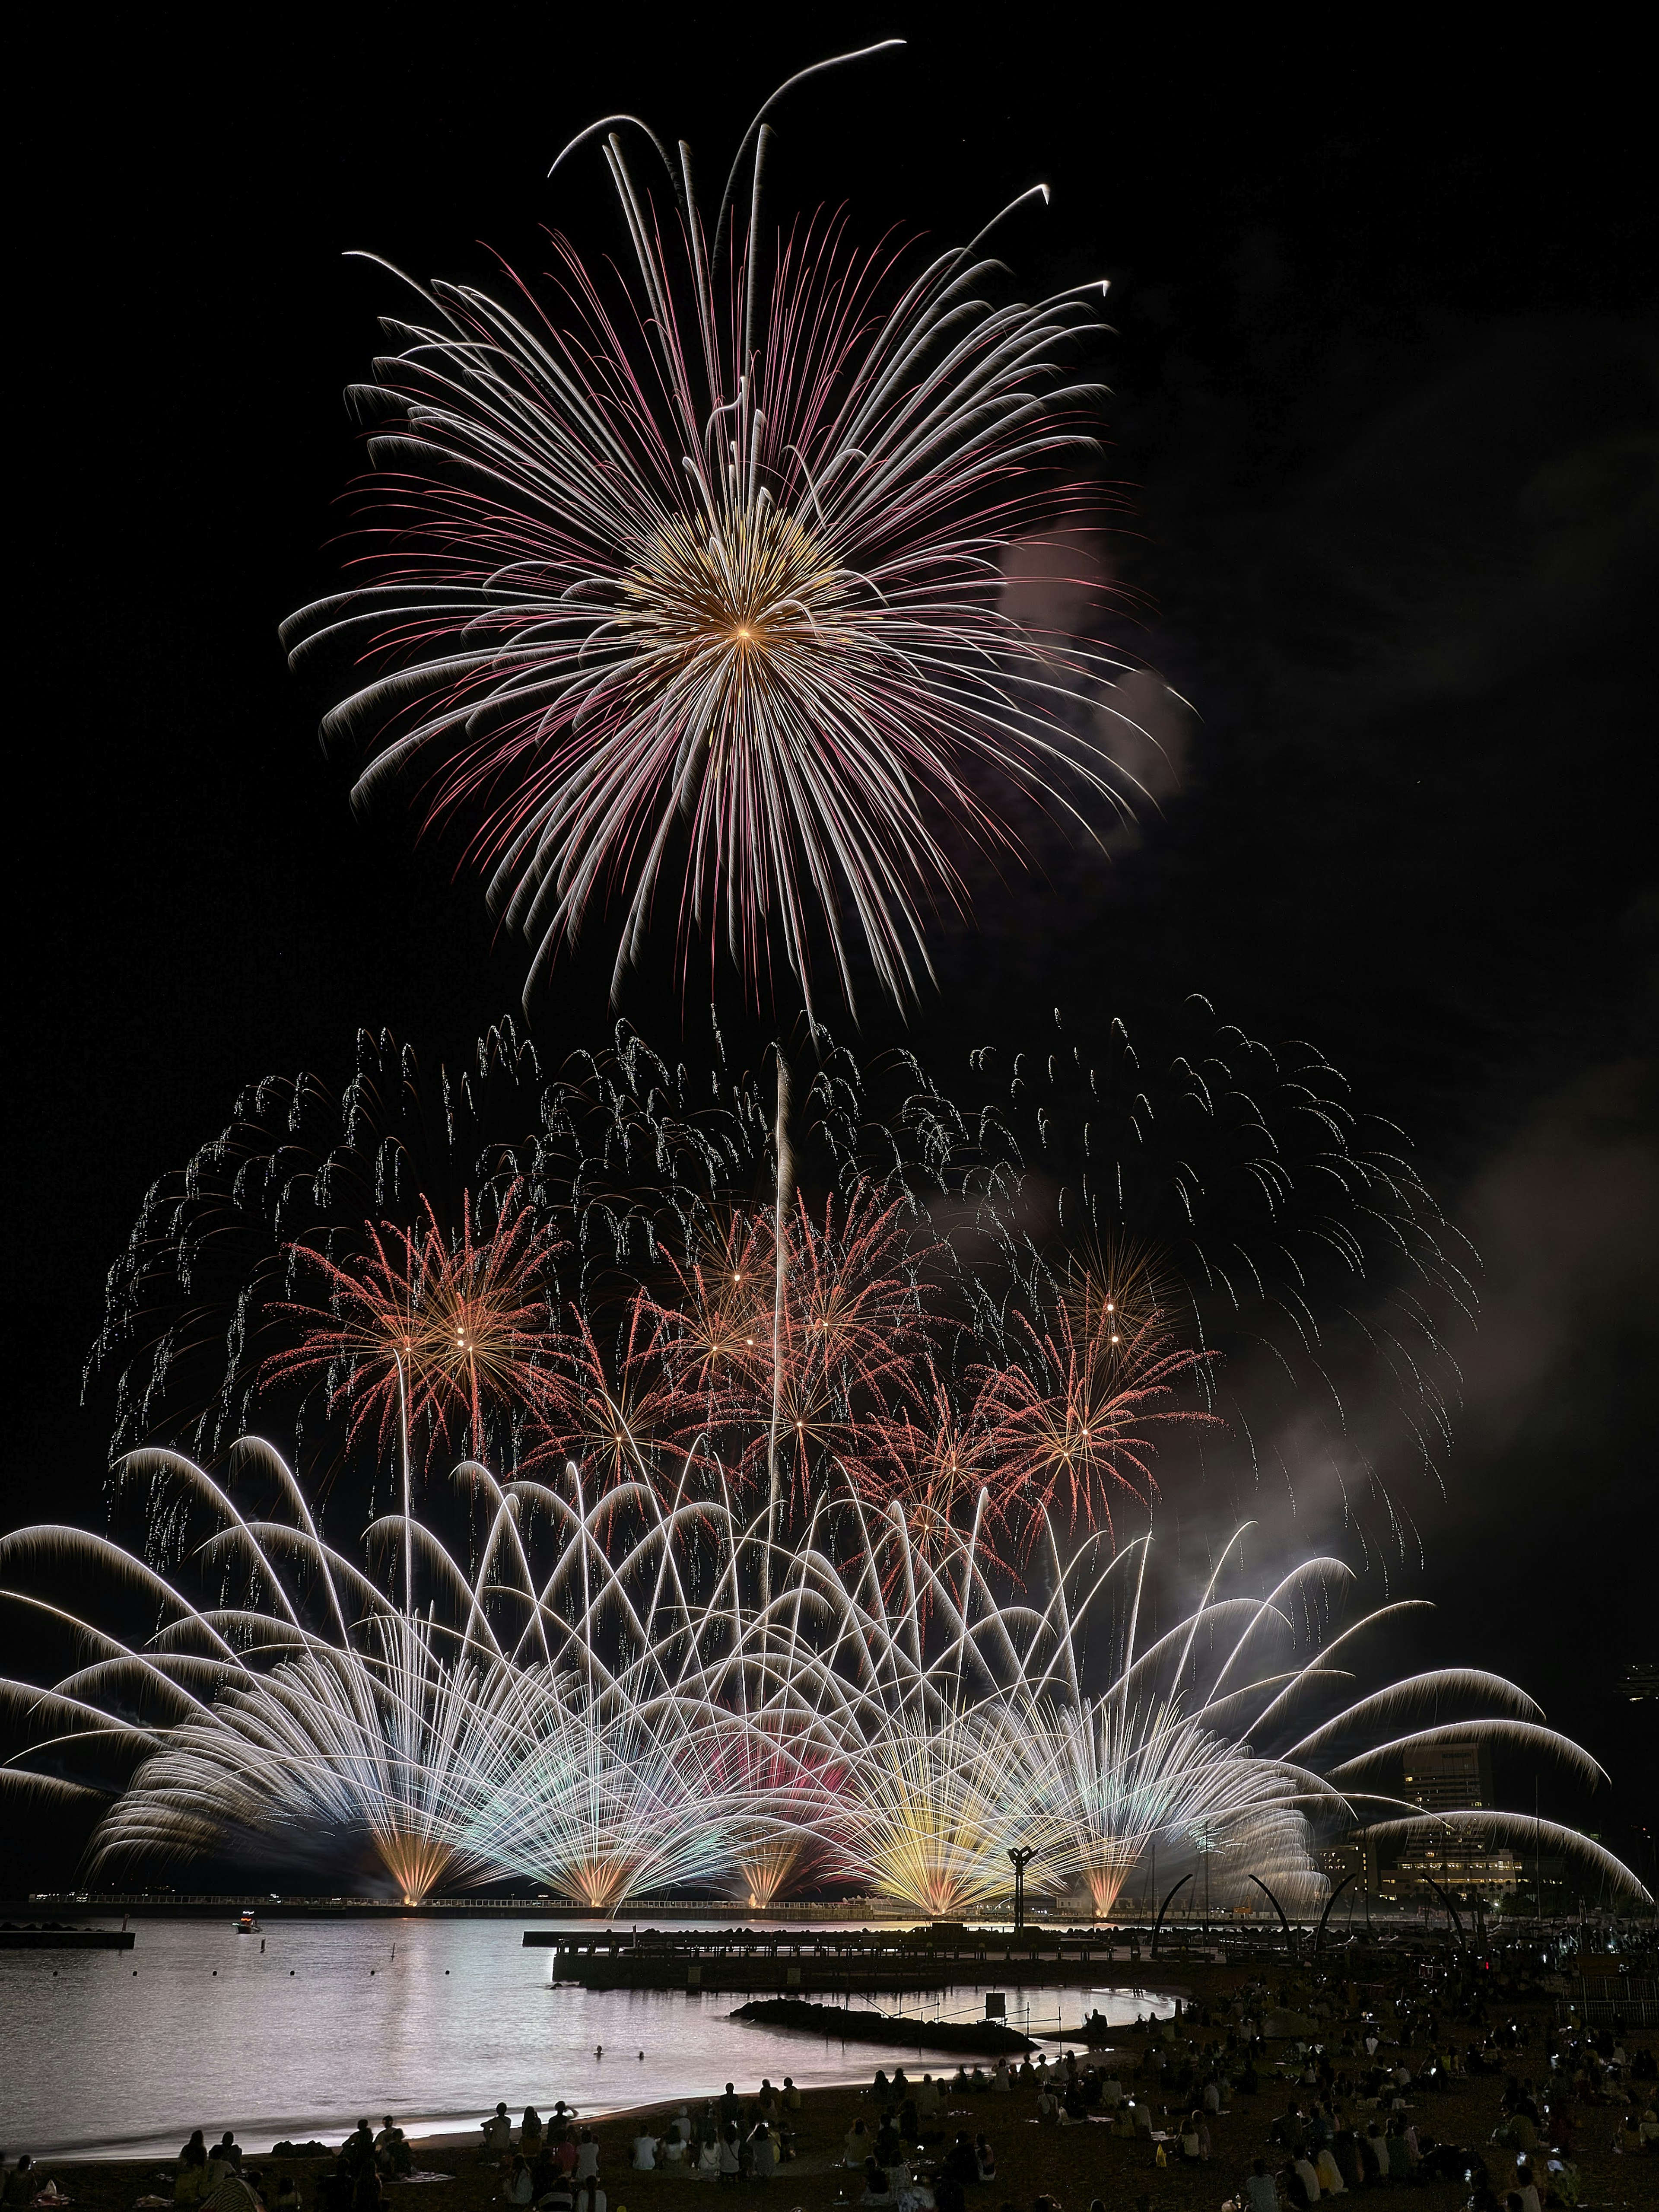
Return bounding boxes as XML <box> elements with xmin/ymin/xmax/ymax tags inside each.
<box><xmin>6</xmin><ymin>11</ymin><xmax>1655</xmax><ymax>1892</ymax></box>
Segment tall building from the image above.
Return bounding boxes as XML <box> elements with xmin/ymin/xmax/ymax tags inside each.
<box><xmin>1375</xmin><ymin>1739</ymin><xmax>1521</xmax><ymax>1905</ymax></box>
<box><xmin>1402</xmin><ymin>1741</ymin><xmax>1493</xmax><ymax>1813</ymax></box>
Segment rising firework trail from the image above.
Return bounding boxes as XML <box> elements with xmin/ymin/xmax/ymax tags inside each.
<box><xmin>281</xmin><ymin>45</ymin><xmax>1147</xmax><ymax>1017</ymax></box>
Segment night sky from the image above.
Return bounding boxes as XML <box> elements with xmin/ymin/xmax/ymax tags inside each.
<box><xmin>7</xmin><ymin>13</ymin><xmax>1655</xmax><ymax>1894</ymax></box>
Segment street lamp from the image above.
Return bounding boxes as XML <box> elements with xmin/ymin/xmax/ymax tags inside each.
<box><xmin>1007</xmin><ymin>1846</ymin><xmax>1037</xmax><ymax>1932</ymax></box>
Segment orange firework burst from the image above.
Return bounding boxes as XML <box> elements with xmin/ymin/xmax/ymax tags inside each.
<box><xmin>265</xmin><ymin>1181</ymin><xmax>570</xmax><ymax>1469</ymax></box>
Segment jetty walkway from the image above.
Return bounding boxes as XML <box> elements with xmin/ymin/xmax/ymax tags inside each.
<box><xmin>524</xmin><ymin>1922</ymin><xmax>1218</xmax><ymax>1992</ymax></box>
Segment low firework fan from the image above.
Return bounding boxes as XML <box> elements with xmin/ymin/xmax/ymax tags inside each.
<box><xmin>10</xmin><ymin>1447</ymin><xmax>1640</xmax><ymax>1916</ymax></box>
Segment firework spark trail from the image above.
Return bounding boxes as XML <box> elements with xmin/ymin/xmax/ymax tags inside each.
<box><xmin>280</xmin><ymin>54</ymin><xmax>1145</xmax><ymax>1017</ymax></box>
<box><xmin>0</xmin><ymin>1447</ymin><xmax>1646</xmax><ymax>1913</ymax></box>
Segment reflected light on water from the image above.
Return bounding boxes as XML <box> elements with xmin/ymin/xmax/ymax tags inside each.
<box><xmin>2</xmin><ymin>1919</ymin><xmax>1177</xmax><ymax>2162</ymax></box>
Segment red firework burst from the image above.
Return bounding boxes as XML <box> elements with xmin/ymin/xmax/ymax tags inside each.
<box><xmin>642</xmin><ymin>1181</ymin><xmax>941</xmax><ymax>1505</ymax></box>
<box><xmin>264</xmin><ymin>1181</ymin><xmax>570</xmax><ymax>1469</ymax></box>
<box><xmin>971</xmin><ymin>1286</ymin><xmax>1219</xmax><ymax>1544</ymax></box>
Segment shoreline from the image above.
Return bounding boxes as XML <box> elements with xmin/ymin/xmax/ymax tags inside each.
<box><xmin>14</xmin><ymin>1981</ymin><xmax>1654</xmax><ymax>2212</ymax></box>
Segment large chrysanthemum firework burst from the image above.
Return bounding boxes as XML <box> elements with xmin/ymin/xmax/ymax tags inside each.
<box><xmin>282</xmin><ymin>52</ymin><xmax>1136</xmax><ymax>1015</ymax></box>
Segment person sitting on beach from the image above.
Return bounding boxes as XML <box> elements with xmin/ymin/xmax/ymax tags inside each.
<box><xmin>537</xmin><ymin>2175</ymin><xmax>573</xmax><ymax>2212</ymax></box>
<box><xmin>718</xmin><ymin>2087</ymin><xmax>741</xmax><ymax>2129</ymax></box>
<box><xmin>861</xmin><ymin>2156</ymin><xmax>894</xmax><ymax>2206</ymax></box>
<box><xmin>944</xmin><ymin>2133</ymin><xmax>978</xmax><ymax>2187</ymax></box>
<box><xmin>507</xmin><ymin>2155</ymin><xmax>535</xmax><ymax>2205</ymax></box>
<box><xmin>521</xmin><ymin>2111</ymin><xmax>544</xmax><ymax>2158</ymax></box>
<box><xmin>483</xmin><ymin>2107</ymin><xmax>515</xmax><ymax>2155</ymax></box>
<box><xmin>718</xmin><ymin>2124</ymin><xmax>742</xmax><ymax>2184</ymax></box>
<box><xmin>782</xmin><ymin>2080</ymin><xmax>801</xmax><ymax>2114</ymax></box>
<box><xmin>974</xmin><ymin>2135</ymin><xmax>996</xmax><ymax>2181</ymax></box>
<box><xmin>1363</xmin><ymin>2120</ymin><xmax>1391</xmax><ymax>2178</ymax></box>
<box><xmin>1244</xmin><ymin>2156</ymin><xmax>1279</xmax><ymax>2212</ymax></box>
<box><xmin>3</xmin><ymin>2160</ymin><xmax>35</xmax><ymax>2209</ymax></box>
<box><xmin>176</xmin><ymin>2135</ymin><xmax>210</xmax><ymax>2206</ymax></box>
<box><xmin>343</xmin><ymin>2130</ymin><xmax>376</xmax><ymax>2180</ymax></box>
<box><xmin>952</xmin><ymin>2068</ymin><xmax>973</xmax><ymax>2098</ymax></box>
<box><xmin>1035</xmin><ymin>2086</ymin><xmax>1059</xmax><ymax>2125</ymax></box>
<box><xmin>553</xmin><ymin>2132</ymin><xmax>577</xmax><ymax>2180</ymax></box>
<box><xmin>630</xmin><ymin>2131</ymin><xmax>658</xmax><ymax>2172</ymax></box>
<box><xmin>375</xmin><ymin>2122</ymin><xmax>410</xmax><ymax>2178</ymax></box>
<box><xmin>748</xmin><ymin>2122</ymin><xmax>778</xmax><ymax>2181</ymax></box>
<box><xmin>845</xmin><ymin>2119</ymin><xmax>873</xmax><ymax>2165</ymax></box>
<box><xmin>875</xmin><ymin>2117</ymin><xmax>902</xmax><ymax>2168</ymax></box>
<box><xmin>696</xmin><ymin>2132</ymin><xmax>720</xmax><ymax>2177</ymax></box>
<box><xmin>873</xmin><ymin>2070</ymin><xmax>892</xmax><ymax>2101</ymax></box>
<box><xmin>351</xmin><ymin>2162</ymin><xmax>383</xmax><ymax>2212</ymax></box>
<box><xmin>573</xmin><ymin>2134</ymin><xmax>599</xmax><ymax>2183</ymax></box>
<box><xmin>990</xmin><ymin>2061</ymin><xmax>1010</xmax><ymax>2096</ymax></box>
<box><xmin>207</xmin><ymin>2136</ymin><xmax>243</xmax><ymax>2190</ymax></box>
<box><xmin>272</xmin><ymin>2175</ymin><xmax>300</xmax><ymax>2212</ymax></box>
<box><xmin>1059</xmin><ymin>2084</ymin><xmax>1087</xmax><ymax>2126</ymax></box>
<box><xmin>573</xmin><ymin>2180</ymin><xmax>605</xmax><ymax>2212</ymax></box>
<box><xmin>917</xmin><ymin>2077</ymin><xmax>941</xmax><ymax>2119</ymax></box>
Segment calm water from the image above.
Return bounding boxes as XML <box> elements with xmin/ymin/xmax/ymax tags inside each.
<box><xmin>0</xmin><ymin>1919</ymin><xmax>1175</xmax><ymax>2163</ymax></box>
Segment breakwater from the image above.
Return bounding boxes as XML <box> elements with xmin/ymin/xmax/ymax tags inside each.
<box><xmin>729</xmin><ymin>1996</ymin><xmax>1036</xmax><ymax>2052</ymax></box>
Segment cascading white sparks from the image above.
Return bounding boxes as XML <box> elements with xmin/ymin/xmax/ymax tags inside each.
<box><xmin>2</xmin><ymin>1443</ymin><xmax>1645</xmax><ymax>1915</ymax></box>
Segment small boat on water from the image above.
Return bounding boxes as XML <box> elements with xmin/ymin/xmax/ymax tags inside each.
<box><xmin>235</xmin><ymin>1910</ymin><xmax>261</xmax><ymax>1934</ymax></box>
